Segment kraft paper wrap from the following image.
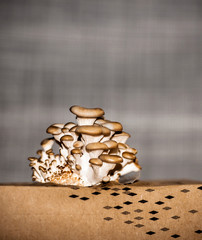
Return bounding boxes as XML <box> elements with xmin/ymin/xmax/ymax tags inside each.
<box><xmin>0</xmin><ymin>180</ymin><xmax>201</xmax><ymax>240</ymax></box>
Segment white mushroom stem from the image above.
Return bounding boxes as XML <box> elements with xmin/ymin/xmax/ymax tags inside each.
<box><xmin>53</xmin><ymin>132</ymin><xmax>65</xmax><ymax>142</ymax></box>
<box><xmin>81</xmin><ymin>134</ymin><xmax>103</xmax><ymax>145</ymax></box>
<box><xmin>60</xmin><ymin>146</ymin><xmax>69</xmax><ymax>160</ymax></box>
<box><xmin>50</xmin><ymin>160</ymin><xmax>59</xmax><ymax>174</ymax></box>
<box><xmin>76</xmin><ymin>117</ymin><xmax>96</xmax><ymax>126</ymax></box>
<box><xmin>99</xmin><ymin>162</ymin><xmax>116</xmax><ymax>178</ymax></box>
<box><xmin>100</xmin><ymin>131</ymin><xmax>114</xmax><ymax>142</ymax></box>
<box><xmin>30</xmin><ymin>160</ymin><xmax>45</xmax><ymax>182</ymax></box>
<box><xmin>88</xmin><ymin>150</ymin><xmax>104</xmax><ymax>159</ymax></box>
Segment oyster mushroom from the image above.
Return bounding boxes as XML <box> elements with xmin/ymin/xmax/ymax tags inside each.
<box><xmin>28</xmin><ymin>105</ymin><xmax>141</xmax><ymax>186</ymax></box>
<box><xmin>70</xmin><ymin>105</ymin><xmax>104</xmax><ymax>126</ymax></box>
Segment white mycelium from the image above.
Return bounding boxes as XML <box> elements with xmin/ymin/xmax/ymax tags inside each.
<box><xmin>28</xmin><ymin>106</ymin><xmax>141</xmax><ymax>186</ymax></box>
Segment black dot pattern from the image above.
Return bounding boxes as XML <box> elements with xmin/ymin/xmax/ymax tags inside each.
<box><xmin>92</xmin><ymin>191</ymin><xmax>101</xmax><ymax>195</ymax></box>
<box><xmin>171</xmin><ymin>234</ymin><xmax>180</xmax><ymax>238</ymax></box>
<box><xmin>146</xmin><ymin>231</ymin><xmax>155</xmax><ymax>235</ymax></box>
<box><xmin>66</xmin><ymin>183</ymin><xmax>201</xmax><ymax>239</ymax></box>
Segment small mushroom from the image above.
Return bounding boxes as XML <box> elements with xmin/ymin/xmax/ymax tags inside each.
<box><xmin>73</xmin><ymin>141</ymin><xmax>84</xmax><ymax>149</ymax></box>
<box><xmin>76</xmin><ymin>125</ymin><xmax>104</xmax><ymax>144</ymax></box>
<box><xmin>89</xmin><ymin>158</ymin><xmax>103</xmax><ymax>180</ymax></box>
<box><xmin>86</xmin><ymin>142</ymin><xmax>108</xmax><ymax>158</ymax></box>
<box><xmin>99</xmin><ymin>154</ymin><xmax>123</xmax><ymax>178</ymax></box>
<box><xmin>70</xmin><ymin>105</ymin><xmax>104</xmax><ymax>126</ymax></box>
<box><xmin>60</xmin><ymin>135</ymin><xmax>74</xmax><ymax>149</ymax></box>
<box><xmin>111</xmin><ymin>132</ymin><xmax>131</xmax><ymax>144</ymax></box>
<box><xmin>71</xmin><ymin>148</ymin><xmax>82</xmax><ymax>166</ymax></box>
<box><xmin>121</xmin><ymin>151</ymin><xmax>136</xmax><ymax>167</ymax></box>
<box><xmin>40</xmin><ymin>138</ymin><xmax>55</xmax><ymax>152</ymax></box>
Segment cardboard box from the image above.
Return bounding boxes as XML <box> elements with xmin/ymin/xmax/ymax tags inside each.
<box><xmin>0</xmin><ymin>180</ymin><xmax>201</xmax><ymax>240</ymax></box>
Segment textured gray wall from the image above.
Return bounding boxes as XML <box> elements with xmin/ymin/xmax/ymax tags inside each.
<box><xmin>0</xmin><ymin>0</ymin><xmax>202</xmax><ymax>182</ymax></box>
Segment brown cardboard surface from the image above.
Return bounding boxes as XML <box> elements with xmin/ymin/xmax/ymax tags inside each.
<box><xmin>0</xmin><ymin>180</ymin><xmax>201</xmax><ymax>240</ymax></box>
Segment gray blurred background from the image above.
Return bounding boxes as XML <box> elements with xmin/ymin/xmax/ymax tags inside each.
<box><xmin>0</xmin><ymin>0</ymin><xmax>202</xmax><ymax>182</ymax></box>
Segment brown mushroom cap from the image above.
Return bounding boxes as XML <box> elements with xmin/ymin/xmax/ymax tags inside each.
<box><xmin>100</xmin><ymin>126</ymin><xmax>111</xmax><ymax>136</ymax></box>
<box><xmin>127</xmin><ymin>148</ymin><xmax>138</xmax><ymax>155</ymax></box>
<box><xmin>86</xmin><ymin>142</ymin><xmax>108</xmax><ymax>151</ymax></box>
<box><xmin>95</xmin><ymin>119</ymin><xmax>109</xmax><ymax>125</ymax></box>
<box><xmin>28</xmin><ymin>157</ymin><xmax>38</xmax><ymax>161</ymax></box>
<box><xmin>60</xmin><ymin>135</ymin><xmax>74</xmax><ymax>142</ymax></box>
<box><xmin>39</xmin><ymin>166</ymin><xmax>47</xmax><ymax>172</ymax></box>
<box><xmin>117</xmin><ymin>143</ymin><xmax>127</xmax><ymax>150</ymax></box>
<box><xmin>113</xmin><ymin>131</ymin><xmax>131</xmax><ymax>138</ymax></box>
<box><xmin>64</xmin><ymin>122</ymin><xmax>76</xmax><ymax>129</ymax></box>
<box><xmin>51</xmin><ymin>123</ymin><xmax>64</xmax><ymax>128</ymax></box>
<box><xmin>122</xmin><ymin>151</ymin><xmax>136</xmax><ymax>160</ymax></box>
<box><xmin>73</xmin><ymin>141</ymin><xmax>84</xmax><ymax>148</ymax></box>
<box><xmin>46</xmin><ymin>125</ymin><xmax>62</xmax><ymax>135</ymax></box>
<box><xmin>99</xmin><ymin>154</ymin><xmax>123</xmax><ymax>163</ymax></box>
<box><xmin>40</xmin><ymin>138</ymin><xmax>54</xmax><ymax>147</ymax></box>
<box><xmin>103</xmin><ymin>140</ymin><xmax>118</xmax><ymax>149</ymax></box>
<box><xmin>70</xmin><ymin>105</ymin><xmax>104</xmax><ymax>118</ymax></box>
<box><xmin>36</xmin><ymin>150</ymin><xmax>43</xmax><ymax>156</ymax></box>
<box><xmin>46</xmin><ymin>149</ymin><xmax>53</xmax><ymax>154</ymax></box>
<box><xmin>75</xmin><ymin>164</ymin><xmax>82</xmax><ymax>170</ymax></box>
<box><xmin>76</xmin><ymin>125</ymin><xmax>103</xmax><ymax>136</ymax></box>
<box><xmin>61</xmin><ymin>128</ymin><xmax>70</xmax><ymax>133</ymax></box>
<box><xmin>69</xmin><ymin>125</ymin><xmax>77</xmax><ymax>132</ymax></box>
<box><xmin>102</xmin><ymin>121</ymin><xmax>123</xmax><ymax>132</ymax></box>
<box><xmin>89</xmin><ymin>158</ymin><xmax>103</xmax><ymax>166</ymax></box>
<box><xmin>71</xmin><ymin>148</ymin><xmax>82</xmax><ymax>155</ymax></box>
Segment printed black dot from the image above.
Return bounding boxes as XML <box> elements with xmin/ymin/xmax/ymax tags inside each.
<box><xmin>128</xmin><ymin>192</ymin><xmax>137</xmax><ymax>196</ymax></box>
<box><xmin>155</xmin><ymin>201</ymin><xmax>164</xmax><ymax>205</ymax></box>
<box><xmin>165</xmin><ymin>195</ymin><xmax>174</xmax><ymax>199</ymax></box>
<box><xmin>102</xmin><ymin>187</ymin><xmax>110</xmax><ymax>190</ymax></box>
<box><xmin>122</xmin><ymin>187</ymin><xmax>131</xmax><ymax>191</ymax></box>
<box><xmin>80</xmin><ymin>197</ymin><xmax>89</xmax><ymax>201</ymax></box>
<box><xmin>135</xmin><ymin>224</ymin><xmax>144</xmax><ymax>228</ymax></box>
<box><xmin>114</xmin><ymin>205</ymin><xmax>123</xmax><ymax>210</ymax></box>
<box><xmin>124</xmin><ymin>220</ymin><xmax>133</xmax><ymax>224</ymax></box>
<box><xmin>103</xmin><ymin>206</ymin><xmax>112</xmax><ymax>210</ymax></box>
<box><xmin>145</xmin><ymin>188</ymin><xmax>155</xmax><ymax>192</ymax></box>
<box><xmin>122</xmin><ymin>211</ymin><xmax>130</xmax><ymax>215</ymax></box>
<box><xmin>172</xmin><ymin>215</ymin><xmax>180</xmax><ymax>220</ymax></box>
<box><xmin>134</xmin><ymin>209</ymin><xmax>143</xmax><ymax>213</ymax></box>
<box><xmin>111</xmin><ymin>192</ymin><xmax>120</xmax><ymax>196</ymax></box>
<box><xmin>124</xmin><ymin>201</ymin><xmax>133</xmax><ymax>205</ymax></box>
<box><xmin>171</xmin><ymin>234</ymin><xmax>180</xmax><ymax>238</ymax></box>
<box><xmin>197</xmin><ymin>186</ymin><xmax>202</xmax><ymax>190</ymax></box>
<box><xmin>161</xmin><ymin>227</ymin><xmax>169</xmax><ymax>231</ymax></box>
<box><xmin>195</xmin><ymin>230</ymin><xmax>202</xmax><ymax>234</ymax></box>
<box><xmin>189</xmin><ymin>209</ymin><xmax>198</xmax><ymax>214</ymax></box>
<box><xmin>150</xmin><ymin>217</ymin><xmax>159</xmax><ymax>221</ymax></box>
<box><xmin>92</xmin><ymin>191</ymin><xmax>101</xmax><ymax>195</ymax></box>
<box><xmin>163</xmin><ymin>206</ymin><xmax>172</xmax><ymax>210</ymax></box>
<box><xmin>134</xmin><ymin>216</ymin><xmax>143</xmax><ymax>220</ymax></box>
<box><xmin>104</xmin><ymin>217</ymin><xmax>113</xmax><ymax>221</ymax></box>
<box><xmin>149</xmin><ymin>210</ymin><xmax>158</xmax><ymax>215</ymax></box>
<box><xmin>139</xmin><ymin>199</ymin><xmax>148</xmax><ymax>204</ymax></box>
<box><xmin>181</xmin><ymin>189</ymin><xmax>190</xmax><ymax>193</ymax></box>
<box><xmin>69</xmin><ymin>194</ymin><xmax>79</xmax><ymax>198</ymax></box>
<box><xmin>146</xmin><ymin>231</ymin><xmax>155</xmax><ymax>235</ymax></box>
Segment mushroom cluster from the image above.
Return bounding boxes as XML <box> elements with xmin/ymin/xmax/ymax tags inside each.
<box><xmin>28</xmin><ymin>106</ymin><xmax>141</xmax><ymax>186</ymax></box>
